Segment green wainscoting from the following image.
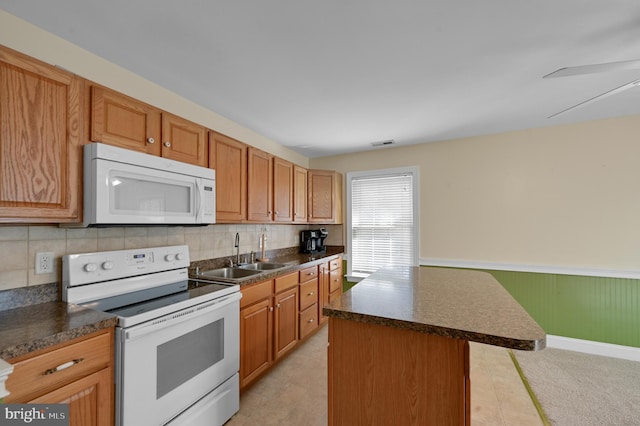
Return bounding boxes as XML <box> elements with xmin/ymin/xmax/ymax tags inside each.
<box><xmin>482</xmin><ymin>270</ymin><xmax>640</xmax><ymax>348</ymax></box>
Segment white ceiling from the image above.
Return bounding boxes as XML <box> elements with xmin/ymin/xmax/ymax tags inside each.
<box><xmin>3</xmin><ymin>1</ymin><xmax>640</xmax><ymax>158</ymax></box>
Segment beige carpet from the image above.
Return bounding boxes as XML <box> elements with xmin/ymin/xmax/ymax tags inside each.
<box><xmin>512</xmin><ymin>347</ymin><xmax>640</xmax><ymax>426</ymax></box>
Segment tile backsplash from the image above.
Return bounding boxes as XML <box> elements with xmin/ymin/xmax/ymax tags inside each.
<box><xmin>0</xmin><ymin>223</ymin><xmax>344</xmax><ymax>291</ymax></box>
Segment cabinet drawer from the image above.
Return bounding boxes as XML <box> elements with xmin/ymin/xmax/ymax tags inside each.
<box><xmin>329</xmin><ymin>269</ymin><xmax>342</xmax><ymax>293</ymax></box>
<box><xmin>275</xmin><ymin>271</ymin><xmax>298</xmax><ymax>293</ymax></box>
<box><xmin>241</xmin><ymin>279</ymin><xmax>273</xmax><ymax>308</ymax></box>
<box><xmin>299</xmin><ymin>265</ymin><xmax>318</xmax><ymax>283</ymax></box>
<box><xmin>329</xmin><ymin>257</ymin><xmax>342</xmax><ymax>271</ymax></box>
<box><xmin>299</xmin><ymin>303</ymin><xmax>319</xmax><ymax>339</ymax></box>
<box><xmin>5</xmin><ymin>331</ymin><xmax>112</xmax><ymax>403</ymax></box>
<box><xmin>299</xmin><ymin>280</ymin><xmax>319</xmax><ymax>311</ymax></box>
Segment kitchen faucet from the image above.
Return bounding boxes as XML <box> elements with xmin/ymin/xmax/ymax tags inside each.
<box><xmin>235</xmin><ymin>232</ymin><xmax>240</xmax><ymax>266</ymax></box>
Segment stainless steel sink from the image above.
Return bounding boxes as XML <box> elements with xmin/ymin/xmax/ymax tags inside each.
<box><xmin>199</xmin><ymin>267</ymin><xmax>262</xmax><ymax>280</ymax></box>
<box><xmin>239</xmin><ymin>262</ymin><xmax>287</xmax><ymax>271</ymax></box>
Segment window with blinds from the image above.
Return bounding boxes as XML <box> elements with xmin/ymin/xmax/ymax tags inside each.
<box><xmin>347</xmin><ymin>167</ymin><xmax>419</xmax><ymax>279</ymax></box>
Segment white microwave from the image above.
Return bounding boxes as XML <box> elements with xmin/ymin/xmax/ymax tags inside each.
<box><xmin>76</xmin><ymin>143</ymin><xmax>215</xmax><ymax>227</ymax></box>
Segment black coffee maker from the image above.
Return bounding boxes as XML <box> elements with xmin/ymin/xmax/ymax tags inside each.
<box><xmin>300</xmin><ymin>228</ymin><xmax>328</xmax><ymax>254</ymax></box>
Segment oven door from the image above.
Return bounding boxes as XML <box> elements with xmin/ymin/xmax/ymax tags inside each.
<box><xmin>116</xmin><ymin>292</ymin><xmax>240</xmax><ymax>426</ymax></box>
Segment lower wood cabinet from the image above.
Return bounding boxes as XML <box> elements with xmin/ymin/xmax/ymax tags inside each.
<box><xmin>320</xmin><ymin>256</ymin><xmax>343</xmax><ymax>325</ymax></box>
<box><xmin>239</xmin><ymin>260</ymin><xmax>341</xmax><ymax>390</ymax></box>
<box><xmin>239</xmin><ymin>273</ymin><xmax>299</xmax><ymax>389</ymax></box>
<box><xmin>299</xmin><ymin>266</ymin><xmax>319</xmax><ymax>339</ymax></box>
<box><xmin>4</xmin><ymin>328</ymin><xmax>114</xmax><ymax>426</ymax></box>
<box><xmin>239</xmin><ymin>293</ymin><xmax>273</xmax><ymax>389</ymax></box>
<box><xmin>274</xmin><ymin>286</ymin><xmax>299</xmax><ymax>359</ymax></box>
<box><xmin>30</xmin><ymin>367</ymin><xmax>112</xmax><ymax>426</ymax></box>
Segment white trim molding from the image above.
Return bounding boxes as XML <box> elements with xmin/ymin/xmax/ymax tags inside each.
<box><xmin>420</xmin><ymin>258</ymin><xmax>640</xmax><ymax>280</ymax></box>
<box><xmin>547</xmin><ymin>335</ymin><xmax>640</xmax><ymax>362</ymax></box>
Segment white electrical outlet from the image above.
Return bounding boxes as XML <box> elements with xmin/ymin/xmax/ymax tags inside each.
<box><xmin>35</xmin><ymin>252</ymin><xmax>55</xmax><ymax>274</ymax></box>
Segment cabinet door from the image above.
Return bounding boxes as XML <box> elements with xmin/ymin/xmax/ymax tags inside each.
<box><xmin>0</xmin><ymin>46</ymin><xmax>82</xmax><ymax>222</ymax></box>
<box><xmin>161</xmin><ymin>113</ymin><xmax>208</xmax><ymax>167</ymax></box>
<box><xmin>240</xmin><ymin>298</ymin><xmax>273</xmax><ymax>388</ymax></box>
<box><xmin>308</xmin><ymin>170</ymin><xmax>342</xmax><ymax>224</ymax></box>
<box><xmin>90</xmin><ymin>85</ymin><xmax>161</xmax><ymax>156</ymax></box>
<box><xmin>273</xmin><ymin>157</ymin><xmax>293</xmax><ymax>222</ymax></box>
<box><xmin>209</xmin><ymin>132</ymin><xmax>247</xmax><ymax>222</ymax></box>
<box><xmin>274</xmin><ymin>287</ymin><xmax>299</xmax><ymax>360</ymax></box>
<box><xmin>30</xmin><ymin>367</ymin><xmax>113</xmax><ymax>426</ymax></box>
<box><xmin>247</xmin><ymin>147</ymin><xmax>273</xmax><ymax>222</ymax></box>
<box><xmin>293</xmin><ymin>165</ymin><xmax>308</xmax><ymax>223</ymax></box>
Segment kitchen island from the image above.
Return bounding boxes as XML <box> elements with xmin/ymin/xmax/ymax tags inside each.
<box><xmin>323</xmin><ymin>266</ymin><xmax>545</xmax><ymax>426</ymax></box>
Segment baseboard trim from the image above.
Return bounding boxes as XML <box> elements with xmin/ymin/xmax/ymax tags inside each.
<box><xmin>547</xmin><ymin>335</ymin><xmax>640</xmax><ymax>362</ymax></box>
<box><xmin>420</xmin><ymin>258</ymin><xmax>640</xmax><ymax>280</ymax></box>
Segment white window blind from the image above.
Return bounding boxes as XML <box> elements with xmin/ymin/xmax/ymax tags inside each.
<box><xmin>348</xmin><ymin>168</ymin><xmax>418</xmax><ymax>277</ymax></box>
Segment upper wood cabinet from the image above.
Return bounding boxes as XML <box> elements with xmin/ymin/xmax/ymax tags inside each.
<box><xmin>273</xmin><ymin>157</ymin><xmax>293</xmax><ymax>222</ymax></box>
<box><xmin>293</xmin><ymin>165</ymin><xmax>308</xmax><ymax>223</ymax></box>
<box><xmin>161</xmin><ymin>112</ymin><xmax>208</xmax><ymax>167</ymax></box>
<box><xmin>90</xmin><ymin>85</ymin><xmax>161</xmax><ymax>156</ymax></box>
<box><xmin>0</xmin><ymin>45</ymin><xmax>83</xmax><ymax>223</ymax></box>
<box><xmin>209</xmin><ymin>131</ymin><xmax>247</xmax><ymax>222</ymax></box>
<box><xmin>90</xmin><ymin>86</ymin><xmax>207</xmax><ymax>167</ymax></box>
<box><xmin>308</xmin><ymin>169</ymin><xmax>343</xmax><ymax>224</ymax></box>
<box><xmin>247</xmin><ymin>147</ymin><xmax>273</xmax><ymax>222</ymax></box>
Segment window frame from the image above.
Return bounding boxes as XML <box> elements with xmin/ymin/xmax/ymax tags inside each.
<box><xmin>346</xmin><ymin>166</ymin><xmax>420</xmax><ymax>282</ymax></box>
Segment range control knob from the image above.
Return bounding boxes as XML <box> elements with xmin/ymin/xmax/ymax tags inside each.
<box><xmin>84</xmin><ymin>263</ymin><xmax>98</xmax><ymax>272</ymax></box>
<box><xmin>102</xmin><ymin>261</ymin><xmax>114</xmax><ymax>270</ymax></box>
<box><xmin>176</xmin><ymin>253</ymin><xmax>185</xmax><ymax>261</ymax></box>
<box><xmin>165</xmin><ymin>254</ymin><xmax>175</xmax><ymax>262</ymax></box>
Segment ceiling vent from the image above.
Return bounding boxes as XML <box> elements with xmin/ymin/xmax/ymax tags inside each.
<box><xmin>371</xmin><ymin>139</ymin><xmax>395</xmax><ymax>147</ymax></box>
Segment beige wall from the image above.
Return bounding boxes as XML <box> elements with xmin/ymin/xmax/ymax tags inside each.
<box><xmin>0</xmin><ymin>10</ymin><xmax>308</xmax><ymax>168</ymax></box>
<box><xmin>311</xmin><ymin>115</ymin><xmax>640</xmax><ymax>272</ymax></box>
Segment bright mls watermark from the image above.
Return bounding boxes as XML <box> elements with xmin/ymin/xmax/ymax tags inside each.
<box><xmin>0</xmin><ymin>405</ymin><xmax>69</xmax><ymax>425</ymax></box>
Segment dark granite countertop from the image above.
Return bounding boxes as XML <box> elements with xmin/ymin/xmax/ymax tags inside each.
<box><xmin>0</xmin><ymin>302</ymin><xmax>117</xmax><ymax>360</ymax></box>
<box><xmin>323</xmin><ymin>266</ymin><xmax>545</xmax><ymax>351</ymax></box>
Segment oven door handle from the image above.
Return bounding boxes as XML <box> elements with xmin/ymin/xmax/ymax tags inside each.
<box><xmin>124</xmin><ymin>292</ymin><xmax>241</xmax><ymax>341</ymax></box>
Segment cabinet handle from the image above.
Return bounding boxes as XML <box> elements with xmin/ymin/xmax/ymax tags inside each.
<box><xmin>43</xmin><ymin>358</ymin><xmax>84</xmax><ymax>375</ymax></box>
<box><xmin>147</xmin><ymin>137</ymin><xmax>155</xmax><ymax>144</ymax></box>
<box><xmin>164</xmin><ymin>141</ymin><xmax>171</xmax><ymax>148</ymax></box>
<box><xmin>269</xmin><ymin>306</ymin><xmax>274</xmax><ymax>312</ymax></box>
<box><xmin>308</xmin><ymin>291</ymin><xmax>314</xmax><ymax>296</ymax></box>
<box><xmin>276</xmin><ymin>303</ymin><xmax>281</xmax><ymax>308</ymax></box>
<box><xmin>308</xmin><ymin>319</ymin><xmax>314</xmax><ymax>323</ymax></box>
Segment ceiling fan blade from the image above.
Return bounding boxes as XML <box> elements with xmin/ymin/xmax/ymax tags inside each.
<box><xmin>547</xmin><ymin>79</ymin><xmax>640</xmax><ymax>118</ymax></box>
<box><xmin>544</xmin><ymin>59</ymin><xmax>640</xmax><ymax>78</ymax></box>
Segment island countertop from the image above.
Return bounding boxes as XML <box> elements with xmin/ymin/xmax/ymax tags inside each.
<box><xmin>323</xmin><ymin>266</ymin><xmax>545</xmax><ymax>351</ymax></box>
